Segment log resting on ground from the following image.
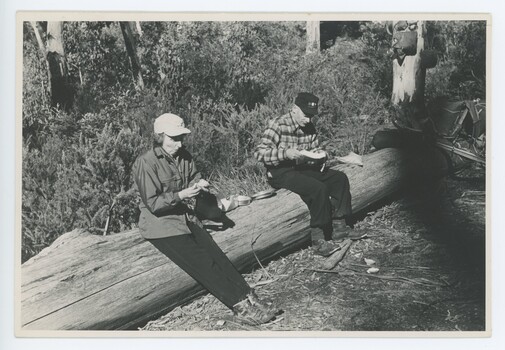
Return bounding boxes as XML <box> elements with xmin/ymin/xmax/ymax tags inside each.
<box><xmin>20</xmin><ymin>147</ymin><xmax>448</xmax><ymax>331</ymax></box>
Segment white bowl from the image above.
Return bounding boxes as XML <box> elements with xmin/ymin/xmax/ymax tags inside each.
<box><xmin>236</xmin><ymin>195</ymin><xmax>252</xmax><ymax>206</ymax></box>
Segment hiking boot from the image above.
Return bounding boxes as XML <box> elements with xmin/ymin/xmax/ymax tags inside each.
<box><xmin>331</xmin><ymin>219</ymin><xmax>351</xmax><ymax>241</ymax></box>
<box><xmin>332</xmin><ymin>219</ymin><xmax>367</xmax><ymax>242</ymax></box>
<box><xmin>248</xmin><ymin>290</ymin><xmax>278</xmax><ymax>312</ymax></box>
<box><xmin>332</xmin><ymin>230</ymin><xmax>368</xmax><ymax>242</ymax></box>
<box><xmin>233</xmin><ymin>291</ymin><xmax>281</xmax><ymax>325</ymax></box>
<box><xmin>312</xmin><ymin>239</ymin><xmax>340</xmax><ymax>257</ymax></box>
<box><xmin>332</xmin><ymin>227</ymin><xmax>368</xmax><ymax>242</ymax></box>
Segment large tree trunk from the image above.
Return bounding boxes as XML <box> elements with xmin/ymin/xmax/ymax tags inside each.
<box><xmin>29</xmin><ymin>22</ymin><xmax>46</xmax><ymax>60</ymax></box>
<box><xmin>20</xmin><ymin>148</ymin><xmax>448</xmax><ymax>331</ymax></box>
<box><xmin>120</xmin><ymin>21</ymin><xmax>144</xmax><ymax>89</ymax></box>
<box><xmin>46</xmin><ymin>21</ymin><xmax>73</xmax><ymax>109</ymax></box>
<box><xmin>29</xmin><ymin>22</ymin><xmax>51</xmax><ymax>98</ymax></box>
<box><xmin>306</xmin><ymin>21</ymin><xmax>320</xmax><ymax>54</ymax></box>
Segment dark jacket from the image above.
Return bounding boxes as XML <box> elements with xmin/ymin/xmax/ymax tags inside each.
<box><xmin>132</xmin><ymin>146</ymin><xmax>200</xmax><ymax>239</ymax></box>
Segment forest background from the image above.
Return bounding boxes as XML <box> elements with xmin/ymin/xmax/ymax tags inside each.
<box><xmin>21</xmin><ymin>20</ymin><xmax>486</xmax><ymax>263</ymax></box>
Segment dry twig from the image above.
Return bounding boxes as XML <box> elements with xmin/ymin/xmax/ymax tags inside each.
<box><xmin>321</xmin><ymin>239</ymin><xmax>352</xmax><ymax>270</ymax></box>
<box><xmin>250</xmin><ymin>224</ymin><xmax>273</xmax><ymax>279</ymax></box>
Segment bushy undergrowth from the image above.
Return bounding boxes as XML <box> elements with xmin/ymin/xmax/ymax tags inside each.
<box><xmin>22</xmin><ymin>20</ymin><xmax>485</xmax><ymax>262</ymax></box>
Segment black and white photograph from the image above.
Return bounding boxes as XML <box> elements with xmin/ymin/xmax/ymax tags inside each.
<box><xmin>15</xmin><ymin>12</ymin><xmax>490</xmax><ymax>336</ymax></box>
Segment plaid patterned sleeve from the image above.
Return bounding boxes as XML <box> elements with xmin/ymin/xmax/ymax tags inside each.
<box><xmin>309</xmin><ymin>135</ymin><xmax>320</xmax><ymax>150</ymax></box>
<box><xmin>254</xmin><ymin>120</ymin><xmax>288</xmax><ymax>167</ymax></box>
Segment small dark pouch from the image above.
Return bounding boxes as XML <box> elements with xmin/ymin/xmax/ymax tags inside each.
<box><xmin>194</xmin><ymin>191</ymin><xmax>223</xmax><ymax>221</ymax></box>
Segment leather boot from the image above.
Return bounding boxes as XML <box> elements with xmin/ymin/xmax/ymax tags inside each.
<box><xmin>332</xmin><ymin>219</ymin><xmax>367</xmax><ymax>242</ymax></box>
<box><xmin>310</xmin><ymin>227</ymin><xmax>340</xmax><ymax>256</ymax></box>
<box><xmin>233</xmin><ymin>290</ymin><xmax>281</xmax><ymax>325</ymax></box>
<box><xmin>331</xmin><ymin>219</ymin><xmax>352</xmax><ymax>241</ymax></box>
<box><xmin>312</xmin><ymin>239</ymin><xmax>340</xmax><ymax>257</ymax></box>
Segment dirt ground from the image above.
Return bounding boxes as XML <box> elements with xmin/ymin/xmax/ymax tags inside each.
<box><xmin>141</xmin><ymin>164</ymin><xmax>486</xmax><ymax>332</ymax></box>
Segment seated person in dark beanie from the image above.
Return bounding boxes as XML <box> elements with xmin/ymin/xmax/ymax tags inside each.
<box><xmin>133</xmin><ymin>113</ymin><xmax>280</xmax><ymax>325</ymax></box>
<box><xmin>254</xmin><ymin>93</ymin><xmax>364</xmax><ymax>257</ymax></box>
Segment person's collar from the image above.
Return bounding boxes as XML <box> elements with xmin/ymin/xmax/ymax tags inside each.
<box><xmin>154</xmin><ymin>146</ymin><xmax>166</xmax><ymax>158</ymax></box>
<box><xmin>154</xmin><ymin>146</ymin><xmax>177</xmax><ymax>161</ymax></box>
<box><xmin>288</xmin><ymin>112</ymin><xmax>301</xmax><ymax>130</ymax></box>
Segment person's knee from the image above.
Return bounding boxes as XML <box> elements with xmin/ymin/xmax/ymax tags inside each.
<box><xmin>341</xmin><ymin>172</ymin><xmax>350</xmax><ymax>188</ymax></box>
<box><xmin>329</xmin><ymin>169</ymin><xmax>350</xmax><ymax>184</ymax></box>
<box><xmin>282</xmin><ymin>172</ymin><xmax>329</xmax><ymax>200</ymax></box>
<box><xmin>312</xmin><ymin>181</ymin><xmax>330</xmax><ymax>200</ymax></box>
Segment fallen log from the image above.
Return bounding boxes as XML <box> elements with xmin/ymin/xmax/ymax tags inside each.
<box><xmin>19</xmin><ymin>148</ymin><xmax>448</xmax><ymax>331</ymax></box>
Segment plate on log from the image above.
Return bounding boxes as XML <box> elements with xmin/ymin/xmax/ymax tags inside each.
<box><xmin>251</xmin><ymin>189</ymin><xmax>276</xmax><ymax>200</ymax></box>
<box><xmin>300</xmin><ymin>150</ymin><xmax>327</xmax><ymax>159</ymax></box>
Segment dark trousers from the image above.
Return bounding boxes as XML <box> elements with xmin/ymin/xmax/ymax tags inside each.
<box><xmin>267</xmin><ymin>167</ymin><xmax>352</xmax><ymax>229</ymax></box>
<box><xmin>147</xmin><ymin>220</ymin><xmax>251</xmax><ymax>309</ymax></box>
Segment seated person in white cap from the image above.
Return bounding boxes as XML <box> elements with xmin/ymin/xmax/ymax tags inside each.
<box><xmin>132</xmin><ymin>113</ymin><xmax>280</xmax><ymax>325</ymax></box>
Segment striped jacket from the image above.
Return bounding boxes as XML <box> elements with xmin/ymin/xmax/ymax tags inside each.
<box><xmin>254</xmin><ymin>112</ymin><xmax>319</xmax><ymax>167</ymax></box>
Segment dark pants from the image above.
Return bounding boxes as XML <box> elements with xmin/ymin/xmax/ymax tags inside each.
<box><xmin>147</xmin><ymin>220</ymin><xmax>251</xmax><ymax>309</ymax></box>
<box><xmin>267</xmin><ymin>167</ymin><xmax>352</xmax><ymax>229</ymax></box>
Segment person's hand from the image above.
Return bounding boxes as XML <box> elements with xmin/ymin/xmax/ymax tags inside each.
<box><xmin>285</xmin><ymin>148</ymin><xmax>304</xmax><ymax>160</ymax></box>
<box><xmin>286</xmin><ymin>148</ymin><xmax>309</xmax><ymax>165</ymax></box>
<box><xmin>178</xmin><ymin>184</ymin><xmax>201</xmax><ymax>200</ymax></box>
<box><xmin>312</xmin><ymin>149</ymin><xmax>328</xmax><ymax>159</ymax></box>
<box><xmin>196</xmin><ymin>179</ymin><xmax>210</xmax><ymax>192</ymax></box>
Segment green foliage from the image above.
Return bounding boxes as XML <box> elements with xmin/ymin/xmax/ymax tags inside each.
<box><xmin>359</xmin><ymin>22</ymin><xmax>394</xmax><ymax>97</ymax></box>
<box><xmin>425</xmin><ymin>21</ymin><xmax>486</xmax><ymax>100</ymax></box>
<box><xmin>22</xmin><ymin>90</ymin><xmax>151</xmax><ymax>262</ymax></box>
<box><xmin>142</xmin><ymin>21</ymin><xmax>304</xmax><ymax>109</ymax></box>
<box><xmin>22</xmin><ymin>20</ymin><xmax>486</xmax><ymax>262</ymax></box>
<box><xmin>22</xmin><ymin>23</ymin><xmax>52</xmax><ymax>148</ymax></box>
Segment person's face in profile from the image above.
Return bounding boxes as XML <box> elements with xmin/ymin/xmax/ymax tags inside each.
<box><xmin>292</xmin><ymin>105</ymin><xmax>312</xmax><ymax>127</ymax></box>
<box><xmin>163</xmin><ymin>134</ymin><xmax>185</xmax><ymax>156</ymax></box>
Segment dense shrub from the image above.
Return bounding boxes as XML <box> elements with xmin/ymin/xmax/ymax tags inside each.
<box><xmin>425</xmin><ymin>21</ymin><xmax>486</xmax><ymax>100</ymax></box>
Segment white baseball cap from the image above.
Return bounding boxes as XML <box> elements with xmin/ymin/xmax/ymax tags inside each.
<box><xmin>153</xmin><ymin>113</ymin><xmax>191</xmax><ymax>137</ymax></box>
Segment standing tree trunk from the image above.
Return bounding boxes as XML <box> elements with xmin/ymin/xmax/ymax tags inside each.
<box><xmin>29</xmin><ymin>22</ymin><xmax>51</xmax><ymax>97</ymax></box>
<box><xmin>46</xmin><ymin>21</ymin><xmax>73</xmax><ymax>110</ymax></box>
<box><xmin>135</xmin><ymin>21</ymin><xmax>143</xmax><ymax>37</ymax></box>
<box><xmin>120</xmin><ymin>21</ymin><xmax>144</xmax><ymax>89</ymax></box>
<box><xmin>306</xmin><ymin>21</ymin><xmax>320</xmax><ymax>54</ymax></box>
<box><xmin>29</xmin><ymin>22</ymin><xmax>46</xmax><ymax>60</ymax></box>
<box><xmin>391</xmin><ymin>20</ymin><xmax>427</xmax><ymax>131</ymax></box>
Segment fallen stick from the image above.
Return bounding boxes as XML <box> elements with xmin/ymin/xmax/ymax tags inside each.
<box><xmin>321</xmin><ymin>239</ymin><xmax>352</xmax><ymax>270</ymax></box>
<box><xmin>310</xmin><ymin>269</ymin><xmax>446</xmax><ymax>287</ymax></box>
<box><xmin>338</xmin><ymin>271</ymin><xmax>447</xmax><ymax>287</ymax></box>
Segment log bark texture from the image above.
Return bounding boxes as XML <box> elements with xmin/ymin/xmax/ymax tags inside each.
<box><xmin>20</xmin><ymin>148</ymin><xmax>447</xmax><ymax>331</ymax></box>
